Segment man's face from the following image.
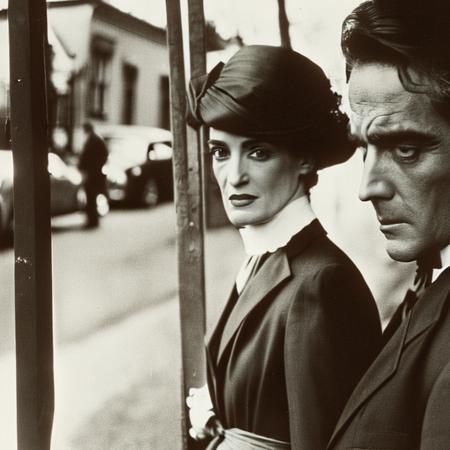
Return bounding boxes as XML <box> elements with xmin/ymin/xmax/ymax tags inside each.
<box><xmin>349</xmin><ymin>63</ymin><xmax>450</xmax><ymax>262</ymax></box>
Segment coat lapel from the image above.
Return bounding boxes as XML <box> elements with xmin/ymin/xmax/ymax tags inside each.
<box><xmin>404</xmin><ymin>268</ymin><xmax>450</xmax><ymax>345</ymax></box>
<box><xmin>216</xmin><ymin>249</ymin><xmax>291</xmax><ymax>364</ymax></box>
<box><xmin>213</xmin><ymin>219</ymin><xmax>326</xmax><ymax>367</ymax></box>
<box><xmin>328</xmin><ymin>268</ymin><xmax>450</xmax><ymax>448</ymax></box>
<box><xmin>327</xmin><ymin>311</ymin><xmax>410</xmax><ymax>448</ymax></box>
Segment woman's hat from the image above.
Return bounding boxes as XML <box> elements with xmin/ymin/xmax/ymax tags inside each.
<box><xmin>187</xmin><ymin>45</ymin><xmax>355</xmax><ymax>169</ymax></box>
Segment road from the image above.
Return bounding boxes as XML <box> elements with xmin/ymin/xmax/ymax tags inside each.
<box><xmin>0</xmin><ymin>203</ymin><xmax>243</xmax><ymax>449</ymax></box>
<box><xmin>0</xmin><ymin>204</ymin><xmax>179</xmax><ymax>355</ymax></box>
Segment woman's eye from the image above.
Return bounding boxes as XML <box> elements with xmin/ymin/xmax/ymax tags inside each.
<box><xmin>210</xmin><ymin>147</ymin><xmax>229</xmax><ymax>160</ymax></box>
<box><xmin>249</xmin><ymin>148</ymin><xmax>270</xmax><ymax>161</ymax></box>
<box><xmin>393</xmin><ymin>146</ymin><xmax>419</xmax><ymax>162</ymax></box>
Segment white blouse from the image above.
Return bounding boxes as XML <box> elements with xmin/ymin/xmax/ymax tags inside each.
<box><xmin>432</xmin><ymin>244</ymin><xmax>450</xmax><ymax>283</ymax></box>
<box><xmin>235</xmin><ymin>196</ymin><xmax>316</xmax><ymax>294</ymax></box>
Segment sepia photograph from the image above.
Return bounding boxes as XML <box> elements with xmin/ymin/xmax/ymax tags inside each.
<box><xmin>0</xmin><ymin>0</ymin><xmax>449</xmax><ymax>448</ymax></box>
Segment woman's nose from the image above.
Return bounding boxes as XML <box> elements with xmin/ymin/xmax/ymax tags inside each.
<box><xmin>227</xmin><ymin>156</ymin><xmax>248</xmax><ymax>186</ymax></box>
<box><xmin>359</xmin><ymin>148</ymin><xmax>394</xmax><ymax>202</ymax></box>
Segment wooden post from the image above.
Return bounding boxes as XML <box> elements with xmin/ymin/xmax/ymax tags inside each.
<box><xmin>8</xmin><ymin>1</ymin><xmax>54</xmax><ymax>449</ymax></box>
<box><xmin>165</xmin><ymin>0</ymin><xmax>206</xmax><ymax>449</ymax></box>
<box><xmin>187</xmin><ymin>0</ymin><xmax>208</xmax><ymax>231</ymax></box>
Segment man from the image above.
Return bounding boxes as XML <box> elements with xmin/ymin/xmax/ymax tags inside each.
<box><xmin>78</xmin><ymin>122</ymin><xmax>108</xmax><ymax>228</ymax></box>
<box><xmin>328</xmin><ymin>1</ymin><xmax>450</xmax><ymax>449</ymax></box>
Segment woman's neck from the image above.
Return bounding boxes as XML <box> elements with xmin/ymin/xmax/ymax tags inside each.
<box><xmin>239</xmin><ymin>195</ymin><xmax>316</xmax><ymax>256</ymax></box>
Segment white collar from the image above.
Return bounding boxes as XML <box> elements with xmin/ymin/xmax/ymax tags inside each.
<box><xmin>432</xmin><ymin>244</ymin><xmax>450</xmax><ymax>282</ymax></box>
<box><xmin>239</xmin><ymin>196</ymin><xmax>316</xmax><ymax>256</ymax></box>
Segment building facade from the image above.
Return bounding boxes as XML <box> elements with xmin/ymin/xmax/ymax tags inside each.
<box><xmin>0</xmin><ymin>0</ymin><xmax>170</xmax><ymax>151</ymax></box>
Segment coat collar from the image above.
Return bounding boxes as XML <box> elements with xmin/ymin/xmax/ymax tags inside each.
<box><xmin>328</xmin><ymin>267</ymin><xmax>450</xmax><ymax>448</ymax></box>
<box><xmin>405</xmin><ymin>267</ymin><xmax>450</xmax><ymax>344</ymax></box>
<box><xmin>206</xmin><ymin>219</ymin><xmax>325</xmax><ymax>368</ymax></box>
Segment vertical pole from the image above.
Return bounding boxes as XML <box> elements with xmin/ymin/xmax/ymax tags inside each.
<box><xmin>8</xmin><ymin>0</ymin><xmax>54</xmax><ymax>449</ymax></box>
<box><xmin>187</xmin><ymin>0</ymin><xmax>207</xmax><ymax>79</ymax></box>
<box><xmin>187</xmin><ymin>0</ymin><xmax>207</xmax><ymax>230</ymax></box>
<box><xmin>165</xmin><ymin>1</ymin><xmax>206</xmax><ymax>449</ymax></box>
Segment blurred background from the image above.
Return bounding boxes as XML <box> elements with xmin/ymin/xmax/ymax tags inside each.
<box><xmin>0</xmin><ymin>0</ymin><xmax>415</xmax><ymax>448</ymax></box>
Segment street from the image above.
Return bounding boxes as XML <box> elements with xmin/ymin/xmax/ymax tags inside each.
<box><xmin>0</xmin><ymin>178</ymin><xmax>415</xmax><ymax>449</ymax></box>
<box><xmin>0</xmin><ymin>204</ymin><xmax>179</xmax><ymax>355</ymax></box>
<box><xmin>0</xmin><ymin>203</ymin><xmax>244</xmax><ymax>449</ymax></box>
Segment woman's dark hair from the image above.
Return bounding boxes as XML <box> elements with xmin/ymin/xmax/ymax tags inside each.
<box><xmin>342</xmin><ymin>0</ymin><xmax>450</xmax><ymax>120</ymax></box>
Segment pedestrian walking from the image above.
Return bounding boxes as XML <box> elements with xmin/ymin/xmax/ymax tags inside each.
<box><xmin>78</xmin><ymin>122</ymin><xmax>108</xmax><ymax>228</ymax></box>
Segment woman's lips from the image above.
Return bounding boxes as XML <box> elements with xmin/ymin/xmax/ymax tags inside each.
<box><xmin>229</xmin><ymin>194</ymin><xmax>257</xmax><ymax>207</ymax></box>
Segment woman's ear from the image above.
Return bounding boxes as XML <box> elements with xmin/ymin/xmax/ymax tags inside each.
<box><xmin>297</xmin><ymin>156</ymin><xmax>315</xmax><ymax>176</ymax></box>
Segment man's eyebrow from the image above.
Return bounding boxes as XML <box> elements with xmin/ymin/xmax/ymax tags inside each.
<box><xmin>368</xmin><ymin>129</ymin><xmax>438</xmax><ymax>146</ymax></box>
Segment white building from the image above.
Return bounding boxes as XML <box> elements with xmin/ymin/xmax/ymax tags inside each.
<box><xmin>0</xmin><ymin>0</ymin><xmax>170</xmax><ymax>151</ymax></box>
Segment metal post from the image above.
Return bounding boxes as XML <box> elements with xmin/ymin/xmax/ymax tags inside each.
<box><xmin>165</xmin><ymin>0</ymin><xmax>206</xmax><ymax>449</ymax></box>
<box><xmin>8</xmin><ymin>0</ymin><xmax>54</xmax><ymax>448</ymax></box>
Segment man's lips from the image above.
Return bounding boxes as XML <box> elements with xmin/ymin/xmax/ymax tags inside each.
<box><xmin>377</xmin><ymin>216</ymin><xmax>404</xmax><ymax>225</ymax></box>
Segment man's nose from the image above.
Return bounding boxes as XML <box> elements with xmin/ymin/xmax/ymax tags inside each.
<box><xmin>359</xmin><ymin>148</ymin><xmax>393</xmax><ymax>202</ymax></box>
<box><xmin>227</xmin><ymin>156</ymin><xmax>248</xmax><ymax>186</ymax></box>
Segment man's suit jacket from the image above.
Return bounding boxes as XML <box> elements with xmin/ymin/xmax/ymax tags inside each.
<box><xmin>205</xmin><ymin>220</ymin><xmax>382</xmax><ymax>450</ymax></box>
<box><xmin>328</xmin><ymin>268</ymin><xmax>450</xmax><ymax>450</ymax></box>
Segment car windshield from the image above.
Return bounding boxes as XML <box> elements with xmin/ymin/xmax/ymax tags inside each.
<box><xmin>148</xmin><ymin>142</ymin><xmax>172</xmax><ymax>161</ymax></box>
<box><xmin>105</xmin><ymin>137</ymin><xmax>150</xmax><ymax>167</ymax></box>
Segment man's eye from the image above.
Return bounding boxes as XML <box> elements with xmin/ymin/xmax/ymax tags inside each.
<box><xmin>393</xmin><ymin>146</ymin><xmax>419</xmax><ymax>162</ymax></box>
<box><xmin>249</xmin><ymin>148</ymin><xmax>270</xmax><ymax>161</ymax></box>
<box><xmin>210</xmin><ymin>147</ymin><xmax>229</xmax><ymax>160</ymax></box>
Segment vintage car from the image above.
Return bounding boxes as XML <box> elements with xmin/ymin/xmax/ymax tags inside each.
<box><xmin>0</xmin><ymin>149</ymin><xmax>104</xmax><ymax>241</ymax></box>
<box><xmin>97</xmin><ymin>125</ymin><xmax>174</xmax><ymax>207</ymax></box>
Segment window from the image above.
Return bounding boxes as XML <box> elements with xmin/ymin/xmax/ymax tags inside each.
<box><xmin>88</xmin><ymin>36</ymin><xmax>114</xmax><ymax>119</ymax></box>
<box><xmin>122</xmin><ymin>63</ymin><xmax>138</xmax><ymax>125</ymax></box>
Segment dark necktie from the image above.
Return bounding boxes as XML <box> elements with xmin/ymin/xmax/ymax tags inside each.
<box><xmin>382</xmin><ymin>251</ymin><xmax>441</xmax><ymax>344</ymax></box>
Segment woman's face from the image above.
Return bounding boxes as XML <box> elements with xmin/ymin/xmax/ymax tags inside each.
<box><xmin>209</xmin><ymin>128</ymin><xmax>306</xmax><ymax>227</ymax></box>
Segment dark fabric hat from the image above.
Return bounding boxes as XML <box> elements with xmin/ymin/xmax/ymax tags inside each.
<box><xmin>187</xmin><ymin>45</ymin><xmax>355</xmax><ymax>169</ymax></box>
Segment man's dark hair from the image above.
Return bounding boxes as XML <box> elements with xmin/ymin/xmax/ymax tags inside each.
<box><xmin>341</xmin><ymin>0</ymin><xmax>450</xmax><ymax>119</ymax></box>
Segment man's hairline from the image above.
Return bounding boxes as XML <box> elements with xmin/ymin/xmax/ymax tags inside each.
<box><xmin>347</xmin><ymin>58</ymin><xmax>450</xmax><ymax>126</ymax></box>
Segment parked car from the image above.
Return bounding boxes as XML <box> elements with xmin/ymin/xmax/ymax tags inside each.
<box><xmin>0</xmin><ymin>149</ymin><xmax>106</xmax><ymax>240</ymax></box>
<box><xmin>97</xmin><ymin>125</ymin><xmax>173</xmax><ymax>207</ymax></box>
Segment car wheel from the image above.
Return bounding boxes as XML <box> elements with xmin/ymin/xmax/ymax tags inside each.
<box><xmin>141</xmin><ymin>178</ymin><xmax>159</xmax><ymax>207</ymax></box>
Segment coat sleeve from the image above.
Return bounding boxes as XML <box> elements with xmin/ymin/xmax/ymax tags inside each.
<box><xmin>284</xmin><ymin>263</ymin><xmax>382</xmax><ymax>450</ymax></box>
<box><xmin>420</xmin><ymin>360</ymin><xmax>450</xmax><ymax>449</ymax></box>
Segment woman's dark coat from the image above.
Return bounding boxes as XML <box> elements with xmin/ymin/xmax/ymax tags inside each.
<box><xmin>206</xmin><ymin>220</ymin><xmax>382</xmax><ymax>450</ymax></box>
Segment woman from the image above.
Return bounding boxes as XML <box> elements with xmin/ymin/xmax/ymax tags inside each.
<box><xmin>186</xmin><ymin>45</ymin><xmax>382</xmax><ymax>450</ymax></box>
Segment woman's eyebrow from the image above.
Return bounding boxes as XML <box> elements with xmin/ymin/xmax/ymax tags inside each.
<box><xmin>207</xmin><ymin>139</ymin><xmax>227</xmax><ymax>146</ymax></box>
